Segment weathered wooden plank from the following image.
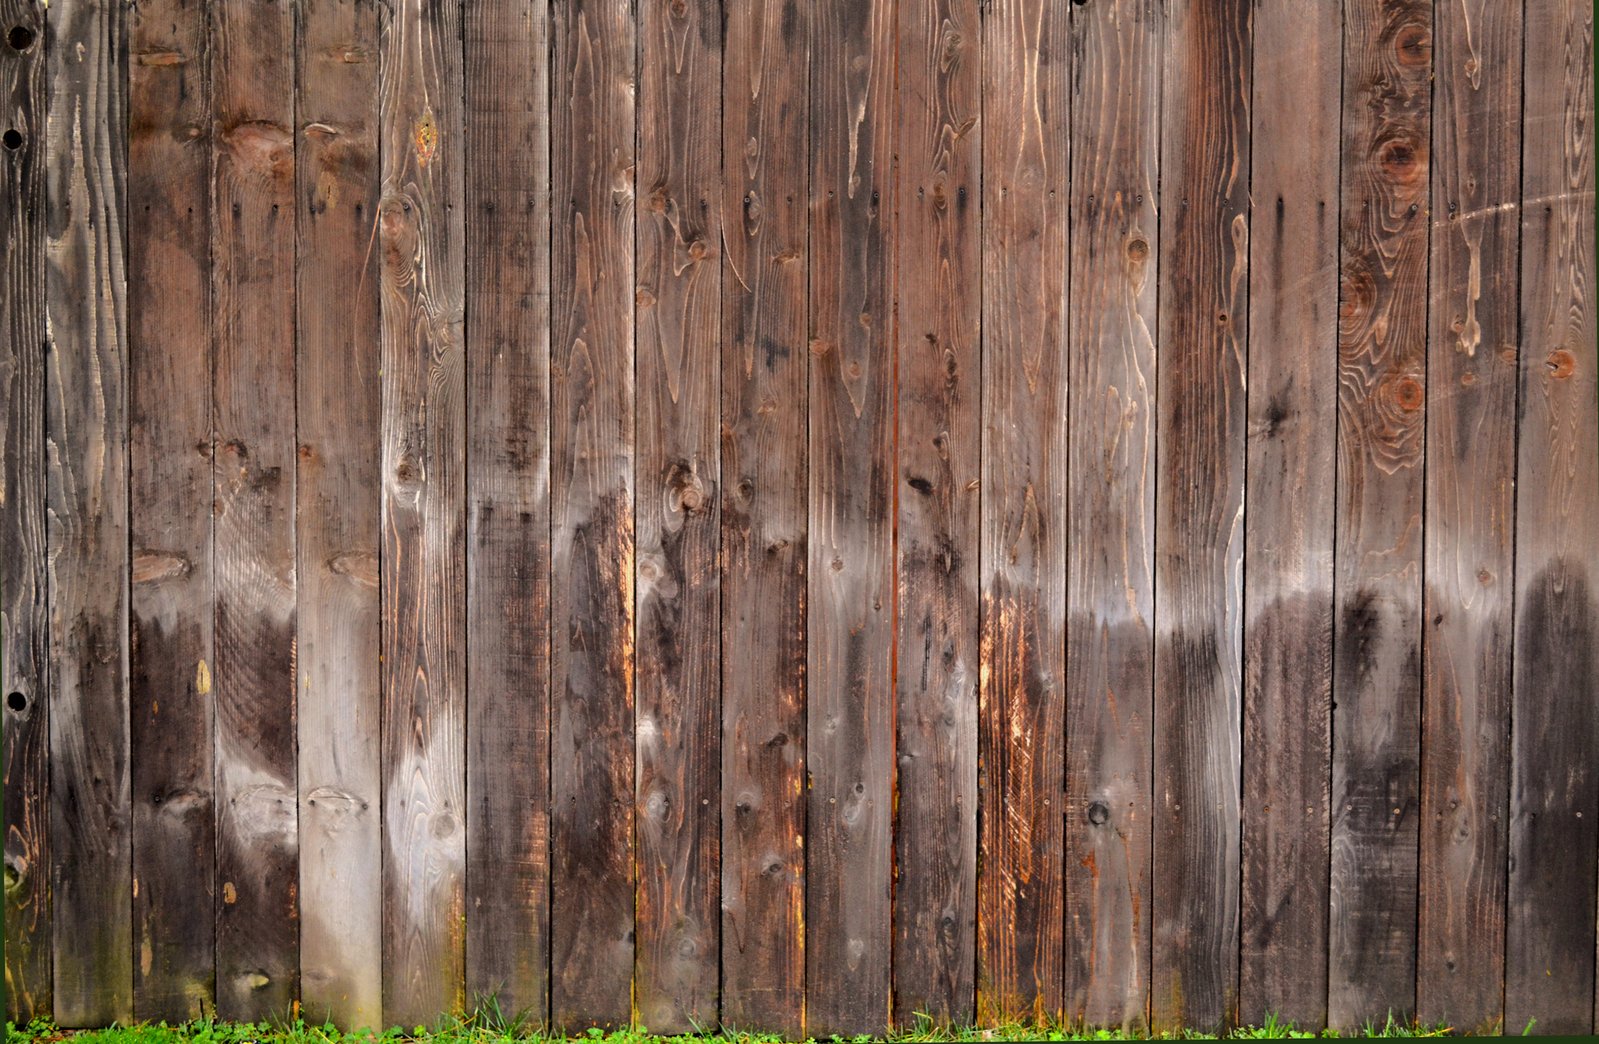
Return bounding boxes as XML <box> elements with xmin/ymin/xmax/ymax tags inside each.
<box><xmin>635</xmin><ymin>0</ymin><xmax>721</xmax><ymax>1030</ymax></box>
<box><xmin>1</xmin><ymin>0</ymin><xmax>49</xmax><ymax>1021</ymax></box>
<box><xmin>1151</xmin><ymin>0</ymin><xmax>1249</xmax><ymax>1031</ymax></box>
<box><xmin>1329</xmin><ymin>0</ymin><xmax>1431</xmax><ymax>1028</ymax></box>
<box><xmin>806</xmin><ymin>0</ymin><xmax>895</xmax><ymax>1033</ymax></box>
<box><xmin>210</xmin><ymin>0</ymin><xmax>299</xmax><ymax>1020</ymax></box>
<box><xmin>377</xmin><ymin>0</ymin><xmax>468</xmax><ymax>1026</ymax></box>
<box><xmin>1064</xmin><ymin>0</ymin><xmax>1158</xmax><ymax>1030</ymax></box>
<box><xmin>1417</xmin><ymin>0</ymin><xmax>1520</xmax><ymax>1031</ymax></box>
<box><xmin>1507</xmin><ymin>0</ymin><xmax>1597</xmax><ymax>1036</ymax></box>
<box><xmin>44</xmin><ymin>0</ymin><xmax>132</xmax><ymax>1025</ymax></box>
<box><xmin>463</xmin><ymin>0</ymin><xmax>550</xmax><ymax>1026</ymax></box>
<box><xmin>894</xmin><ymin>0</ymin><xmax>979</xmax><ymax>1023</ymax></box>
<box><xmin>297</xmin><ymin>0</ymin><xmax>382</xmax><ymax>1027</ymax></box>
<box><xmin>976</xmin><ymin>0</ymin><xmax>1067</xmax><ymax>1025</ymax></box>
<box><xmin>128</xmin><ymin>0</ymin><xmax>214</xmax><ymax>1021</ymax></box>
<box><xmin>549</xmin><ymin>0</ymin><xmax>635</xmax><ymax>1027</ymax></box>
<box><xmin>719</xmin><ymin>0</ymin><xmax>807</xmax><ymax>1032</ymax></box>
<box><xmin>1238</xmin><ymin>0</ymin><xmax>1338</xmax><ymax>1029</ymax></box>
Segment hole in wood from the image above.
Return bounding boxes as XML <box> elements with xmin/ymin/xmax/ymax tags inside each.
<box><xmin>2</xmin><ymin>129</ymin><xmax>21</xmax><ymax>150</ymax></box>
<box><xmin>7</xmin><ymin>24</ymin><xmax>33</xmax><ymax>49</ymax></box>
<box><xmin>6</xmin><ymin>691</ymin><xmax>26</xmax><ymax>713</ymax></box>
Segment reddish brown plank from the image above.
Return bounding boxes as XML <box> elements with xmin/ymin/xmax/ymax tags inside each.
<box><xmin>1064</xmin><ymin>0</ymin><xmax>1159</xmax><ymax>1031</ymax></box>
<box><xmin>129</xmin><ymin>0</ymin><xmax>214</xmax><ymax>1021</ymax></box>
<box><xmin>463</xmin><ymin>0</ymin><xmax>551</xmax><ymax>1026</ymax></box>
<box><xmin>719</xmin><ymin>0</ymin><xmax>808</xmax><ymax>1033</ymax></box>
<box><xmin>297</xmin><ymin>0</ymin><xmax>382</xmax><ymax>1027</ymax></box>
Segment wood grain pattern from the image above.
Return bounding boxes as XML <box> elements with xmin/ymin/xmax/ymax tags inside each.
<box><xmin>129</xmin><ymin>0</ymin><xmax>214</xmax><ymax>1021</ymax></box>
<box><xmin>1417</xmin><ymin>0</ymin><xmax>1520</xmax><ymax>1031</ymax></box>
<box><xmin>806</xmin><ymin>0</ymin><xmax>896</xmax><ymax>1033</ymax></box>
<box><xmin>893</xmin><ymin>0</ymin><xmax>979</xmax><ymax>1024</ymax></box>
<box><xmin>1238</xmin><ymin>0</ymin><xmax>1339</xmax><ymax>1028</ymax></box>
<box><xmin>719</xmin><ymin>0</ymin><xmax>808</xmax><ymax>1032</ymax></box>
<box><xmin>976</xmin><ymin>0</ymin><xmax>1067</xmax><ymax>1025</ymax></box>
<box><xmin>463</xmin><ymin>0</ymin><xmax>550</xmax><ymax>1026</ymax></box>
<box><xmin>377</xmin><ymin>0</ymin><xmax>468</xmax><ymax>1026</ymax></box>
<box><xmin>297</xmin><ymin>0</ymin><xmax>382</xmax><ymax>1027</ymax></box>
<box><xmin>549</xmin><ymin>0</ymin><xmax>635</xmax><ymax>1027</ymax></box>
<box><xmin>44</xmin><ymin>0</ymin><xmax>132</xmax><ymax>1025</ymax></box>
<box><xmin>1064</xmin><ymin>0</ymin><xmax>1159</xmax><ymax>1030</ymax></box>
<box><xmin>1329</xmin><ymin>0</ymin><xmax>1431</xmax><ymax>1028</ymax></box>
<box><xmin>1151</xmin><ymin>0</ymin><xmax>1249</xmax><ymax>1031</ymax></box>
<box><xmin>1</xmin><ymin>0</ymin><xmax>49</xmax><ymax>1022</ymax></box>
<box><xmin>1507</xmin><ymin>0</ymin><xmax>1597</xmax><ymax>1036</ymax></box>
<box><xmin>635</xmin><ymin>0</ymin><xmax>722</xmax><ymax>1031</ymax></box>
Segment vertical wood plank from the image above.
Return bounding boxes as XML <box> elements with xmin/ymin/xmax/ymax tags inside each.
<box><xmin>463</xmin><ymin>0</ymin><xmax>550</xmax><ymax>1026</ymax></box>
<box><xmin>211</xmin><ymin>0</ymin><xmax>299</xmax><ymax>1020</ymax></box>
<box><xmin>377</xmin><ymin>0</ymin><xmax>468</xmax><ymax>1026</ymax></box>
<box><xmin>719</xmin><ymin>0</ymin><xmax>808</xmax><ymax>1032</ymax></box>
<box><xmin>0</xmin><ymin>0</ymin><xmax>48</xmax><ymax>1022</ymax></box>
<box><xmin>976</xmin><ymin>0</ymin><xmax>1067</xmax><ymax>1025</ymax></box>
<box><xmin>1151</xmin><ymin>0</ymin><xmax>1249</xmax><ymax>1031</ymax></box>
<box><xmin>806</xmin><ymin>0</ymin><xmax>895</xmax><ymax>1033</ymax></box>
<box><xmin>1417</xmin><ymin>0</ymin><xmax>1520</xmax><ymax>1031</ymax></box>
<box><xmin>128</xmin><ymin>0</ymin><xmax>214</xmax><ymax>1021</ymax></box>
<box><xmin>1238</xmin><ymin>0</ymin><xmax>1339</xmax><ymax>1028</ymax></box>
<box><xmin>1329</xmin><ymin>0</ymin><xmax>1431</xmax><ymax>1027</ymax></box>
<box><xmin>635</xmin><ymin>0</ymin><xmax>721</xmax><ymax>1030</ymax></box>
<box><xmin>549</xmin><ymin>0</ymin><xmax>636</xmax><ymax>1027</ymax></box>
<box><xmin>44</xmin><ymin>0</ymin><xmax>132</xmax><ymax>1025</ymax></box>
<box><xmin>1064</xmin><ymin>0</ymin><xmax>1159</xmax><ymax>1030</ymax></box>
<box><xmin>1507</xmin><ymin>0</ymin><xmax>1597</xmax><ymax>1035</ymax></box>
<box><xmin>894</xmin><ymin>0</ymin><xmax>980</xmax><ymax>1023</ymax></box>
<box><xmin>297</xmin><ymin>0</ymin><xmax>382</xmax><ymax>1027</ymax></box>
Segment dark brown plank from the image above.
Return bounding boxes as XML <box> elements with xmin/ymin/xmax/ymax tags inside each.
<box><xmin>549</xmin><ymin>0</ymin><xmax>636</xmax><ymax>1027</ymax></box>
<box><xmin>210</xmin><ymin>0</ymin><xmax>299</xmax><ymax>1020</ymax></box>
<box><xmin>1417</xmin><ymin>0</ymin><xmax>1521</xmax><ymax>1032</ymax></box>
<box><xmin>463</xmin><ymin>0</ymin><xmax>550</xmax><ymax>1026</ymax></box>
<box><xmin>1064</xmin><ymin>0</ymin><xmax>1159</xmax><ymax>1030</ymax></box>
<box><xmin>1</xmin><ymin>0</ymin><xmax>49</xmax><ymax>1021</ymax></box>
<box><xmin>377</xmin><ymin>0</ymin><xmax>468</xmax><ymax>1026</ymax></box>
<box><xmin>806</xmin><ymin>0</ymin><xmax>895</xmax><ymax>1033</ymax></box>
<box><xmin>1329</xmin><ymin>0</ymin><xmax>1431</xmax><ymax>1028</ymax></box>
<box><xmin>719</xmin><ymin>0</ymin><xmax>808</xmax><ymax>1032</ymax></box>
<box><xmin>1507</xmin><ymin>0</ymin><xmax>1597</xmax><ymax>1036</ymax></box>
<box><xmin>975</xmin><ymin>0</ymin><xmax>1067</xmax><ymax>1025</ymax></box>
<box><xmin>44</xmin><ymin>0</ymin><xmax>132</xmax><ymax>1025</ymax></box>
<box><xmin>297</xmin><ymin>0</ymin><xmax>382</xmax><ymax>1027</ymax></box>
<box><xmin>128</xmin><ymin>0</ymin><xmax>214</xmax><ymax>1021</ymax></box>
<box><xmin>635</xmin><ymin>0</ymin><xmax>721</xmax><ymax>1030</ymax></box>
<box><xmin>1238</xmin><ymin>0</ymin><xmax>1339</xmax><ymax>1029</ymax></box>
<box><xmin>1151</xmin><ymin>0</ymin><xmax>1249</xmax><ymax>1031</ymax></box>
<box><xmin>894</xmin><ymin>0</ymin><xmax>980</xmax><ymax>1024</ymax></box>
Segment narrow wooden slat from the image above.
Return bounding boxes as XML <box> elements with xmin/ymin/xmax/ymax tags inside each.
<box><xmin>463</xmin><ymin>0</ymin><xmax>550</xmax><ymax>1025</ymax></box>
<box><xmin>806</xmin><ymin>0</ymin><xmax>895</xmax><ymax>1033</ymax></box>
<box><xmin>211</xmin><ymin>0</ymin><xmax>299</xmax><ymax>1020</ymax></box>
<box><xmin>976</xmin><ymin>0</ymin><xmax>1067</xmax><ymax>1025</ymax></box>
<box><xmin>1417</xmin><ymin>0</ymin><xmax>1521</xmax><ymax>1031</ymax></box>
<box><xmin>44</xmin><ymin>0</ymin><xmax>132</xmax><ymax>1025</ymax></box>
<box><xmin>1151</xmin><ymin>0</ymin><xmax>1249</xmax><ymax>1031</ymax></box>
<box><xmin>297</xmin><ymin>0</ymin><xmax>382</xmax><ymax>1027</ymax></box>
<box><xmin>719</xmin><ymin>0</ymin><xmax>808</xmax><ymax>1032</ymax></box>
<box><xmin>1507</xmin><ymin>0</ymin><xmax>1597</xmax><ymax>1036</ymax></box>
<box><xmin>635</xmin><ymin>0</ymin><xmax>721</xmax><ymax>1030</ymax></box>
<box><xmin>128</xmin><ymin>0</ymin><xmax>214</xmax><ymax>1021</ymax></box>
<box><xmin>1238</xmin><ymin>0</ymin><xmax>1338</xmax><ymax>1028</ymax></box>
<box><xmin>1329</xmin><ymin>0</ymin><xmax>1431</xmax><ymax>1027</ymax></box>
<box><xmin>549</xmin><ymin>0</ymin><xmax>635</xmax><ymax>1026</ymax></box>
<box><xmin>0</xmin><ymin>0</ymin><xmax>49</xmax><ymax>1021</ymax></box>
<box><xmin>1064</xmin><ymin>0</ymin><xmax>1159</xmax><ymax>1030</ymax></box>
<box><xmin>377</xmin><ymin>0</ymin><xmax>468</xmax><ymax>1025</ymax></box>
<box><xmin>893</xmin><ymin>0</ymin><xmax>979</xmax><ymax>1023</ymax></box>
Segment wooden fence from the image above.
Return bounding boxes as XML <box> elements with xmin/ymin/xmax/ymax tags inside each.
<box><xmin>2</xmin><ymin>0</ymin><xmax>1596</xmax><ymax>1036</ymax></box>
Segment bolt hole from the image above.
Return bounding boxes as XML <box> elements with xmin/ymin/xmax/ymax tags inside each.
<box><xmin>7</xmin><ymin>25</ymin><xmax>33</xmax><ymax>50</ymax></box>
<box><xmin>2</xmin><ymin>129</ymin><xmax>22</xmax><ymax>150</ymax></box>
<box><xmin>6</xmin><ymin>691</ymin><xmax>26</xmax><ymax>713</ymax></box>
